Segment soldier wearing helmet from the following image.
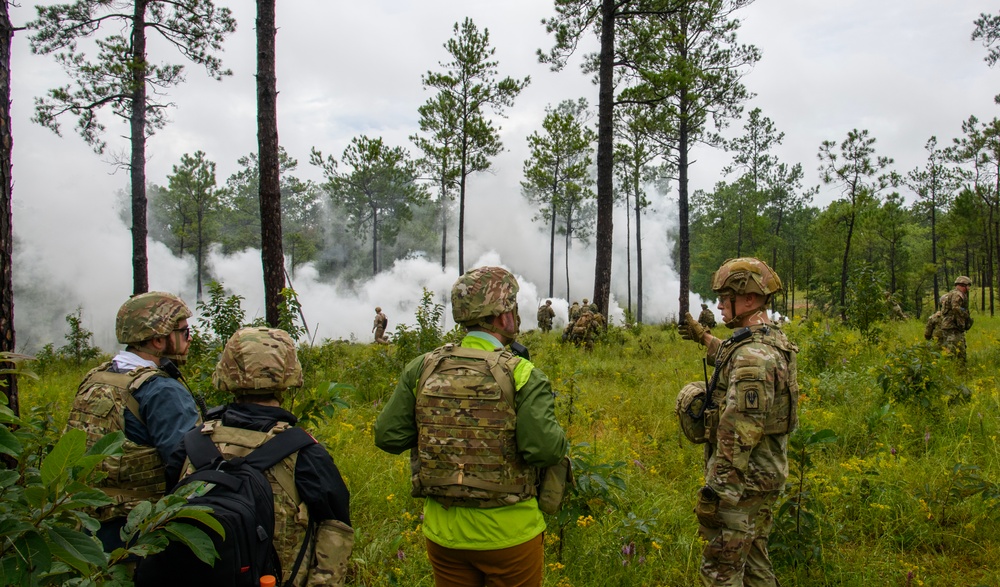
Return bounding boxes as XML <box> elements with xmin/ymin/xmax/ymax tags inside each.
<box><xmin>677</xmin><ymin>258</ymin><xmax>799</xmax><ymax>587</ymax></box>
<box><xmin>698</xmin><ymin>302</ymin><xmax>717</xmax><ymax>329</ymax></box>
<box><xmin>536</xmin><ymin>299</ymin><xmax>555</xmax><ymax>332</ymax></box>
<box><xmin>373</xmin><ymin>306</ymin><xmax>389</xmax><ymax>344</ymax></box>
<box><xmin>66</xmin><ymin>291</ymin><xmax>201</xmax><ymax>553</ymax></box>
<box><xmin>166</xmin><ymin>328</ymin><xmax>353</xmax><ymax>586</ymax></box>
<box><xmin>375</xmin><ymin>266</ymin><xmax>568</xmax><ymax>586</ymax></box>
<box><xmin>936</xmin><ymin>275</ymin><xmax>973</xmax><ymax>361</ymax></box>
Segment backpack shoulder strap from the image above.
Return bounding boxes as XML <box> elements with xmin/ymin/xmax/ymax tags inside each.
<box><xmin>244</xmin><ymin>427</ymin><xmax>316</xmax><ymax>472</ymax></box>
<box><xmin>183</xmin><ymin>424</ymin><xmax>224</xmax><ymax>469</ymax></box>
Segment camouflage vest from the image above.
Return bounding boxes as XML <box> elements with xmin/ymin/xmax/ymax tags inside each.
<box><xmin>183</xmin><ymin>420</ymin><xmax>310</xmax><ymax>586</ymax></box>
<box><xmin>412</xmin><ymin>344</ymin><xmax>538</xmax><ymax>508</ymax></box>
<box><xmin>707</xmin><ymin>326</ymin><xmax>799</xmax><ymax>438</ymax></box>
<box><xmin>67</xmin><ymin>362</ymin><xmax>169</xmax><ymax>520</ymax></box>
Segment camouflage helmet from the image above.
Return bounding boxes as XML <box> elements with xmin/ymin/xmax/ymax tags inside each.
<box><xmin>711</xmin><ymin>257</ymin><xmax>783</xmax><ymax>298</ymax></box>
<box><xmin>589</xmin><ymin>303</ymin><xmax>598</xmax><ymax>312</ymax></box>
<box><xmin>955</xmin><ymin>275</ymin><xmax>972</xmax><ymax>286</ymax></box>
<box><xmin>116</xmin><ymin>292</ymin><xmax>192</xmax><ymax>345</ymax></box>
<box><xmin>375</xmin><ymin>306</ymin><xmax>382</xmax><ymax>312</ymax></box>
<box><xmin>451</xmin><ymin>266</ymin><xmax>519</xmax><ymax>324</ymax></box>
<box><xmin>213</xmin><ymin>327</ymin><xmax>302</xmax><ymax>396</ymax></box>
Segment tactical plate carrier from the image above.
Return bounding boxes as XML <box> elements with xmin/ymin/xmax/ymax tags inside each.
<box><xmin>67</xmin><ymin>363</ymin><xmax>169</xmax><ymax>520</ymax></box>
<box><xmin>412</xmin><ymin>344</ymin><xmax>538</xmax><ymax>508</ymax></box>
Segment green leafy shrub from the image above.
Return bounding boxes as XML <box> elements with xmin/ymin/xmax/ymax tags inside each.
<box><xmin>845</xmin><ymin>264</ymin><xmax>888</xmax><ymax>344</ymax></box>
<box><xmin>877</xmin><ymin>343</ymin><xmax>949</xmax><ymax>410</ymax></box>
<box><xmin>0</xmin><ymin>402</ymin><xmax>220</xmax><ymax>585</ymax></box>
<box><xmin>770</xmin><ymin>426</ymin><xmax>838</xmax><ymax>569</ymax></box>
<box><xmin>390</xmin><ymin>288</ymin><xmax>447</xmax><ymax>364</ymax></box>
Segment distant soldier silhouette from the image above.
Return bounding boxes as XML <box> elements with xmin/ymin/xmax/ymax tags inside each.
<box><xmin>373</xmin><ymin>306</ymin><xmax>389</xmax><ymax>344</ymax></box>
<box><xmin>698</xmin><ymin>303</ymin><xmax>717</xmax><ymax>329</ymax></box>
<box><xmin>536</xmin><ymin>300</ymin><xmax>555</xmax><ymax>332</ymax></box>
<box><xmin>936</xmin><ymin>276</ymin><xmax>973</xmax><ymax>361</ymax></box>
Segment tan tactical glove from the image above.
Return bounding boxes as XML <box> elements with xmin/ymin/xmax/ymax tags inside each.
<box><xmin>679</xmin><ymin>312</ymin><xmax>707</xmax><ymax>345</ymax></box>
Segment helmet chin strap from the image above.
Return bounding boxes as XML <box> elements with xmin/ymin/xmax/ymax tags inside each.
<box><xmin>472</xmin><ymin>309</ymin><xmax>520</xmax><ymax>343</ymax></box>
<box><xmin>724</xmin><ymin>298</ymin><xmax>770</xmax><ymax>329</ymax></box>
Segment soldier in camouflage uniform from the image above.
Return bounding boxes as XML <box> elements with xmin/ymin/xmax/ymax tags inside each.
<box><xmin>568</xmin><ymin>300</ymin><xmax>581</xmax><ymax>323</ymax></box>
<box><xmin>373</xmin><ymin>306</ymin><xmax>389</xmax><ymax>344</ymax></box>
<box><xmin>937</xmin><ymin>275</ymin><xmax>973</xmax><ymax>361</ymax></box>
<box><xmin>537</xmin><ymin>299</ymin><xmax>556</xmax><ymax>332</ymax></box>
<box><xmin>66</xmin><ymin>292</ymin><xmax>201</xmax><ymax>553</ymax></box>
<box><xmin>678</xmin><ymin>258</ymin><xmax>798</xmax><ymax>587</ymax></box>
<box><xmin>167</xmin><ymin>327</ymin><xmax>353</xmax><ymax>586</ymax></box>
<box><xmin>375</xmin><ymin>266</ymin><xmax>567</xmax><ymax>587</ymax></box>
<box><xmin>699</xmin><ymin>302</ymin><xmax>717</xmax><ymax>329</ymax></box>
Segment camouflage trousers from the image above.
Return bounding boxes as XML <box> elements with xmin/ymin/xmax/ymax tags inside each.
<box><xmin>538</xmin><ymin>319</ymin><xmax>552</xmax><ymax>332</ymax></box>
<box><xmin>696</xmin><ymin>490</ymin><xmax>778</xmax><ymax>587</ymax></box>
<box><xmin>938</xmin><ymin>329</ymin><xmax>967</xmax><ymax>362</ymax></box>
<box><xmin>934</xmin><ymin>328</ymin><xmax>965</xmax><ymax>363</ymax></box>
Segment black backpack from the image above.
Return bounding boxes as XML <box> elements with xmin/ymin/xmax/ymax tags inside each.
<box><xmin>134</xmin><ymin>425</ymin><xmax>316</xmax><ymax>587</ymax></box>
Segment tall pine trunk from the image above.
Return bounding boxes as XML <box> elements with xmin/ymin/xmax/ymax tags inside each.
<box><xmin>549</xmin><ymin>200</ymin><xmax>556</xmax><ymax>297</ymax></box>
<box><xmin>678</xmin><ymin>99</ymin><xmax>691</xmax><ymax>318</ymax></box>
<box><xmin>439</xmin><ymin>178</ymin><xmax>447</xmax><ymax>270</ymax></box>
<box><xmin>130</xmin><ymin>0</ymin><xmax>149</xmax><ymax>294</ymax></box>
<box><xmin>257</xmin><ymin>0</ymin><xmax>283</xmax><ymax>325</ymax></box>
<box><xmin>635</xmin><ymin>185</ymin><xmax>644</xmax><ymax>323</ymax></box>
<box><xmin>592</xmin><ymin>0</ymin><xmax>615</xmax><ymax>316</ymax></box>
<box><xmin>0</xmin><ymin>0</ymin><xmax>17</xmax><ymax>416</ymax></box>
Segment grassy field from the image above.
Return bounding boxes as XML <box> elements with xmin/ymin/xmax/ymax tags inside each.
<box><xmin>21</xmin><ymin>315</ymin><xmax>1000</xmax><ymax>586</ymax></box>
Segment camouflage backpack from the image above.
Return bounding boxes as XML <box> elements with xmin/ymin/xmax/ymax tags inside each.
<box><xmin>572</xmin><ymin>312</ymin><xmax>593</xmax><ymax>336</ymax></box>
<box><xmin>411</xmin><ymin>344</ymin><xmax>538</xmax><ymax>508</ymax></box>
<box><xmin>924</xmin><ymin>311</ymin><xmax>942</xmax><ymax>340</ymax></box>
<box><xmin>66</xmin><ymin>363</ymin><xmax>170</xmax><ymax>520</ymax></box>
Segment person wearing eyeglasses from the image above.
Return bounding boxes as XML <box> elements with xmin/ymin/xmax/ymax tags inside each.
<box><xmin>66</xmin><ymin>291</ymin><xmax>202</xmax><ymax>554</ymax></box>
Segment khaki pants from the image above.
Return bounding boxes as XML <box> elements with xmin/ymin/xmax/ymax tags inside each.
<box><xmin>697</xmin><ymin>491</ymin><xmax>778</xmax><ymax>587</ymax></box>
<box><xmin>425</xmin><ymin>533</ymin><xmax>544</xmax><ymax>587</ymax></box>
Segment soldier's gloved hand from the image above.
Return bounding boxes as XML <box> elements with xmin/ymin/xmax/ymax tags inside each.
<box><xmin>678</xmin><ymin>312</ymin><xmax>707</xmax><ymax>345</ymax></box>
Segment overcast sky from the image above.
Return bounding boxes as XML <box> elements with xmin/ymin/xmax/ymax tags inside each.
<box><xmin>7</xmin><ymin>0</ymin><xmax>998</xmax><ymax>351</ymax></box>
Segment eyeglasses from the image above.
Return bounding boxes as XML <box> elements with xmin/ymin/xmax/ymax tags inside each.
<box><xmin>173</xmin><ymin>326</ymin><xmax>191</xmax><ymax>338</ymax></box>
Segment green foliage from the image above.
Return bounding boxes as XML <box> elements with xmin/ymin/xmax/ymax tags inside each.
<box><xmin>390</xmin><ymin>289</ymin><xmax>447</xmax><ymax>363</ymax></box>
<box><xmin>0</xmin><ymin>402</ymin><xmax>219</xmax><ymax>585</ymax></box>
<box><xmin>56</xmin><ymin>308</ymin><xmax>103</xmax><ymax>366</ymax></box>
<box><xmin>422</xmin><ymin>16</ymin><xmax>529</xmax><ymax>271</ymax></box>
<box><xmin>277</xmin><ymin>287</ymin><xmax>306</xmax><ymax>342</ymax></box>
<box><xmin>567</xmin><ymin>442</ymin><xmax>627</xmax><ymax>513</ymax></box>
<box><xmin>522</xmin><ymin>97</ymin><xmax>598</xmax><ymax>267</ymax></box>
<box><xmin>915</xmin><ymin>463</ymin><xmax>1000</xmax><ymax>525</ymax></box>
<box><xmin>220</xmin><ymin>148</ymin><xmax>324</xmax><ymax>271</ymax></box>
<box><xmin>20</xmin><ymin>306</ymin><xmax>1000</xmax><ymax>586</ymax></box>
<box><xmin>196</xmin><ymin>282</ymin><xmax>247</xmax><ymax>347</ymax></box>
<box><xmin>845</xmin><ymin>264</ymin><xmax>888</xmax><ymax>343</ymax></box>
<box><xmin>311</xmin><ymin>137</ymin><xmax>427</xmax><ymax>276</ymax></box>
<box><xmin>28</xmin><ymin>0</ymin><xmax>236</xmax><ymax>153</ymax></box>
<box><xmin>771</xmin><ymin>426</ymin><xmax>838</xmax><ymax>569</ymax></box>
<box><xmin>797</xmin><ymin>322</ymin><xmax>849</xmax><ymax>376</ymax></box>
<box><xmin>291</xmin><ymin>382</ymin><xmax>352</xmax><ymax>429</ymax></box>
<box><xmin>877</xmin><ymin>343</ymin><xmax>949</xmax><ymax>410</ymax></box>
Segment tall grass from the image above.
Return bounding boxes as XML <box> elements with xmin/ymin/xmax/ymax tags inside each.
<box><xmin>18</xmin><ymin>316</ymin><xmax>1000</xmax><ymax>586</ymax></box>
